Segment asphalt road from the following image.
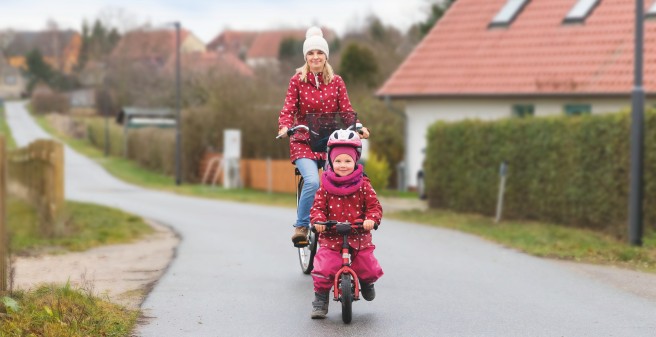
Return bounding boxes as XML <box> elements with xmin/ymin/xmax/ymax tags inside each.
<box><xmin>4</xmin><ymin>101</ymin><xmax>656</xmax><ymax>336</ymax></box>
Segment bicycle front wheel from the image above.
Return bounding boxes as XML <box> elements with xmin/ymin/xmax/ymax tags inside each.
<box><xmin>298</xmin><ymin>230</ymin><xmax>317</xmax><ymax>274</ymax></box>
<box><xmin>340</xmin><ymin>274</ymin><xmax>353</xmax><ymax>324</ymax></box>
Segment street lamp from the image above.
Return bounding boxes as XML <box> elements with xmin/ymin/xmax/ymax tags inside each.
<box><xmin>173</xmin><ymin>21</ymin><xmax>182</xmax><ymax>186</ymax></box>
<box><xmin>629</xmin><ymin>0</ymin><xmax>645</xmax><ymax>246</ymax></box>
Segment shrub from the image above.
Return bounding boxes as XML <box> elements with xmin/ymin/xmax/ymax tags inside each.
<box><xmin>31</xmin><ymin>92</ymin><xmax>70</xmax><ymax>114</ymax></box>
<box><xmin>424</xmin><ymin>110</ymin><xmax>656</xmax><ymax>236</ymax></box>
<box><xmin>363</xmin><ymin>151</ymin><xmax>390</xmax><ymax>192</ymax></box>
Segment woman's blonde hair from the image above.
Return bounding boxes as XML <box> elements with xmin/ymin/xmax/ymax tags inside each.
<box><xmin>296</xmin><ymin>61</ymin><xmax>334</xmax><ymax>85</ymax></box>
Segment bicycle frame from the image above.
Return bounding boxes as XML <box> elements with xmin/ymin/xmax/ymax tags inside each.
<box><xmin>333</xmin><ymin>224</ymin><xmax>361</xmax><ymax>301</ymax></box>
<box><xmin>314</xmin><ymin>221</ymin><xmax>378</xmax><ymax>300</ymax></box>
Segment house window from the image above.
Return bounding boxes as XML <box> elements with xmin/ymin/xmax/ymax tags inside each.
<box><xmin>564</xmin><ymin>104</ymin><xmax>592</xmax><ymax>116</ymax></box>
<box><xmin>512</xmin><ymin>104</ymin><xmax>534</xmax><ymax>117</ymax></box>
<box><xmin>489</xmin><ymin>0</ymin><xmax>530</xmax><ymax>28</ymax></box>
<box><xmin>648</xmin><ymin>1</ymin><xmax>656</xmax><ymax>19</ymax></box>
<box><xmin>563</xmin><ymin>0</ymin><xmax>600</xmax><ymax>23</ymax></box>
<box><xmin>4</xmin><ymin>75</ymin><xmax>16</xmax><ymax>85</ymax></box>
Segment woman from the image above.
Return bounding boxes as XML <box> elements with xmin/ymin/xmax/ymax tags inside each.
<box><xmin>278</xmin><ymin>26</ymin><xmax>370</xmax><ymax>247</ymax></box>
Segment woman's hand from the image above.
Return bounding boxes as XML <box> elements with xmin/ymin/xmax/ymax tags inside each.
<box><xmin>363</xmin><ymin>219</ymin><xmax>375</xmax><ymax>231</ymax></box>
<box><xmin>359</xmin><ymin>127</ymin><xmax>370</xmax><ymax>139</ymax></box>
<box><xmin>278</xmin><ymin>127</ymin><xmax>289</xmax><ymax>138</ymax></box>
<box><xmin>314</xmin><ymin>224</ymin><xmax>326</xmax><ymax>233</ymax></box>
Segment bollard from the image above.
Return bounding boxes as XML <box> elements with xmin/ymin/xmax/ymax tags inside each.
<box><xmin>397</xmin><ymin>161</ymin><xmax>407</xmax><ymax>192</ymax></box>
<box><xmin>495</xmin><ymin>161</ymin><xmax>508</xmax><ymax>223</ymax></box>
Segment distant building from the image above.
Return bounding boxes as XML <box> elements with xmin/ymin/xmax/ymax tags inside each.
<box><xmin>207</xmin><ymin>30</ymin><xmax>259</xmax><ymax>60</ymax></box>
<box><xmin>377</xmin><ymin>0</ymin><xmax>656</xmax><ymax>188</ymax></box>
<box><xmin>207</xmin><ymin>28</ymin><xmax>336</xmax><ymax>69</ymax></box>
<box><xmin>163</xmin><ymin>51</ymin><xmax>254</xmax><ymax>78</ymax></box>
<box><xmin>0</xmin><ymin>54</ymin><xmax>25</xmax><ymax>99</ymax></box>
<box><xmin>110</xmin><ymin>28</ymin><xmax>206</xmax><ymax>67</ymax></box>
<box><xmin>1</xmin><ymin>29</ymin><xmax>81</xmax><ymax>74</ymax></box>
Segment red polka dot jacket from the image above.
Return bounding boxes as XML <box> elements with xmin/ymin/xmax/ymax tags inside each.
<box><xmin>310</xmin><ymin>176</ymin><xmax>383</xmax><ymax>252</ymax></box>
<box><xmin>278</xmin><ymin>71</ymin><xmax>354</xmax><ymax>163</ymax></box>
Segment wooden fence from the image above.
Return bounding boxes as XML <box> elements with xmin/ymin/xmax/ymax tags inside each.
<box><xmin>241</xmin><ymin>159</ymin><xmax>299</xmax><ymax>193</ymax></box>
<box><xmin>7</xmin><ymin>139</ymin><xmax>65</xmax><ymax>237</ymax></box>
<box><xmin>198</xmin><ymin>152</ymin><xmax>302</xmax><ymax>193</ymax></box>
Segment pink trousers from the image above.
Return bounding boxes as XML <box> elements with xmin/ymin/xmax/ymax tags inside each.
<box><xmin>311</xmin><ymin>245</ymin><xmax>384</xmax><ymax>293</ymax></box>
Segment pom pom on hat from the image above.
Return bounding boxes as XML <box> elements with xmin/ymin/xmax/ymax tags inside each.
<box><xmin>303</xmin><ymin>26</ymin><xmax>329</xmax><ymax>60</ymax></box>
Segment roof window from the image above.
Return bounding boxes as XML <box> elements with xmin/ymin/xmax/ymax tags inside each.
<box><xmin>563</xmin><ymin>0</ymin><xmax>600</xmax><ymax>23</ymax></box>
<box><xmin>648</xmin><ymin>1</ymin><xmax>656</xmax><ymax>18</ymax></box>
<box><xmin>489</xmin><ymin>0</ymin><xmax>530</xmax><ymax>28</ymax></box>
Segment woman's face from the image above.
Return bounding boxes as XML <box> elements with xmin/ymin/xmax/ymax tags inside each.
<box><xmin>333</xmin><ymin>153</ymin><xmax>356</xmax><ymax>177</ymax></box>
<box><xmin>306</xmin><ymin>50</ymin><xmax>326</xmax><ymax>73</ymax></box>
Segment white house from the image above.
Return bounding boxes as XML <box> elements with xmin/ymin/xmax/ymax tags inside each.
<box><xmin>0</xmin><ymin>54</ymin><xmax>24</xmax><ymax>99</ymax></box>
<box><xmin>377</xmin><ymin>0</ymin><xmax>656</xmax><ymax>188</ymax></box>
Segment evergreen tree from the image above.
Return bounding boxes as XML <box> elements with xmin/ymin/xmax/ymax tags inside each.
<box><xmin>24</xmin><ymin>49</ymin><xmax>54</xmax><ymax>93</ymax></box>
<box><xmin>339</xmin><ymin>43</ymin><xmax>378</xmax><ymax>88</ymax></box>
<box><xmin>418</xmin><ymin>0</ymin><xmax>456</xmax><ymax>37</ymax></box>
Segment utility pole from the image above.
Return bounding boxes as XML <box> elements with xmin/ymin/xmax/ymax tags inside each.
<box><xmin>174</xmin><ymin>22</ymin><xmax>182</xmax><ymax>186</ymax></box>
<box><xmin>628</xmin><ymin>0</ymin><xmax>645</xmax><ymax>246</ymax></box>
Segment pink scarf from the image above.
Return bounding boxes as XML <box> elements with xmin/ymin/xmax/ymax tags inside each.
<box><xmin>321</xmin><ymin>165</ymin><xmax>364</xmax><ymax>196</ymax></box>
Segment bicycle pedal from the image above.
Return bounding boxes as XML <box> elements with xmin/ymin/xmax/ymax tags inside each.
<box><xmin>294</xmin><ymin>241</ymin><xmax>309</xmax><ymax>248</ymax></box>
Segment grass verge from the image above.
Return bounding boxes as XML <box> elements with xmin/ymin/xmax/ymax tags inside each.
<box><xmin>389</xmin><ymin>209</ymin><xmax>656</xmax><ymax>272</ymax></box>
<box><xmin>0</xmin><ymin>104</ymin><xmax>17</xmax><ymax>149</ymax></box>
<box><xmin>7</xmin><ymin>196</ymin><xmax>154</xmax><ymax>255</ymax></box>
<box><xmin>2</xmin><ymin>197</ymin><xmax>152</xmax><ymax>335</ymax></box>
<box><xmin>1</xmin><ymin>283</ymin><xmax>138</xmax><ymax>336</ymax></box>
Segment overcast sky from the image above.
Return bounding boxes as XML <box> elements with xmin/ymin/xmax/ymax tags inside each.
<box><xmin>0</xmin><ymin>0</ymin><xmax>435</xmax><ymax>42</ymax></box>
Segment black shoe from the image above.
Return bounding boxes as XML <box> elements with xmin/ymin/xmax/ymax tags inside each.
<box><xmin>360</xmin><ymin>282</ymin><xmax>375</xmax><ymax>301</ymax></box>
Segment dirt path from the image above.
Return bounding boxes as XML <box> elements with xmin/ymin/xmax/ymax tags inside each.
<box><xmin>11</xmin><ymin>220</ymin><xmax>179</xmax><ymax>310</ymax></box>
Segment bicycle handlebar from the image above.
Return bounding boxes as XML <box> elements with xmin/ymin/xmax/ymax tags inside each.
<box><xmin>313</xmin><ymin>220</ymin><xmax>378</xmax><ymax>232</ymax></box>
<box><xmin>276</xmin><ymin>123</ymin><xmax>364</xmax><ymax>139</ymax></box>
<box><xmin>276</xmin><ymin>125</ymin><xmax>310</xmax><ymax>139</ymax></box>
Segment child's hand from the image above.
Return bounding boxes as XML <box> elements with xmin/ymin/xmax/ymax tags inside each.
<box><xmin>314</xmin><ymin>224</ymin><xmax>326</xmax><ymax>233</ymax></box>
<box><xmin>363</xmin><ymin>220</ymin><xmax>375</xmax><ymax>231</ymax></box>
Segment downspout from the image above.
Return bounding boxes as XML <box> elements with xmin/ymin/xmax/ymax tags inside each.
<box><xmin>383</xmin><ymin>95</ymin><xmax>409</xmax><ymax>192</ymax></box>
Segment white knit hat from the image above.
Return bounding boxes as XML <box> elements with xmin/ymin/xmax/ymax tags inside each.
<box><xmin>303</xmin><ymin>26</ymin><xmax>329</xmax><ymax>60</ymax></box>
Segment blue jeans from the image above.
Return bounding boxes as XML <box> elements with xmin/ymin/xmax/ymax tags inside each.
<box><xmin>295</xmin><ymin>158</ymin><xmax>320</xmax><ymax>228</ymax></box>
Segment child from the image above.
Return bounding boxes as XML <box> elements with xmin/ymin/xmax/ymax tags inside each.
<box><xmin>309</xmin><ymin>129</ymin><xmax>383</xmax><ymax>319</ymax></box>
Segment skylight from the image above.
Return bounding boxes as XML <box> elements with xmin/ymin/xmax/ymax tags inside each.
<box><xmin>648</xmin><ymin>1</ymin><xmax>656</xmax><ymax>18</ymax></box>
<box><xmin>489</xmin><ymin>0</ymin><xmax>530</xmax><ymax>28</ymax></box>
<box><xmin>563</xmin><ymin>0</ymin><xmax>600</xmax><ymax>23</ymax></box>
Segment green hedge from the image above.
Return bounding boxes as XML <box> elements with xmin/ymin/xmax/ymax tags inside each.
<box><xmin>425</xmin><ymin>110</ymin><xmax>656</xmax><ymax>235</ymax></box>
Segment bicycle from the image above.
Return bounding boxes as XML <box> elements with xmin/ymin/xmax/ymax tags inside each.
<box><xmin>276</xmin><ymin>112</ymin><xmax>361</xmax><ymax>274</ymax></box>
<box><xmin>314</xmin><ymin>219</ymin><xmax>378</xmax><ymax>324</ymax></box>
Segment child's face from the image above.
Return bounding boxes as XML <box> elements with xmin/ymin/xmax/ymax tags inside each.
<box><xmin>333</xmin><ymin>153</ymin><xmax>356</xmax><ymax>177</ymax></box>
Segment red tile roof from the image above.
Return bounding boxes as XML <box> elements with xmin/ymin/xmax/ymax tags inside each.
<box><xmin>164</xmin><ymin>51</ymin><xmax>254</xmax><ymax>77</ymax></box>
<box><xmin>207</xmin><ymin>30</ymin><xmax>259</xmax><ymax>55</ymax></box>
<box><xmin>246</xmin><ymin>30</ymin><xmax>307</xmax><ymax>59</ymax></box>
<box><xmin>111</xmin><ymin>29</ymin><xmax>193</xmax><ymax>61</ymax></box>
<box><xmin>377</xmin><ymin>0</ymin><xmax>656</xmax><ymax>97</ymax></box>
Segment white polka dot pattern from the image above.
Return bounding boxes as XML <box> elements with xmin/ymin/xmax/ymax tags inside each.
<box><xmin>310</xmin><ymin>177</ymin><xmax>383</xmax><ymax>252</ymax></box>
<box><xmin>278</xmin><ymin>72</ymin><xmax>354</xmax><ymax>163</ymax></box>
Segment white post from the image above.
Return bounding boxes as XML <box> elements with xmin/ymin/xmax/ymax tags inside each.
<box><xmin>223</xmin><ymin>129</ymin><xmax>241</xmax><ymax>189</ymax></box>
<box><xmin>495</xmin><ymin>162</ymin><xmax>508</xmax><ymax>223</ymax></box>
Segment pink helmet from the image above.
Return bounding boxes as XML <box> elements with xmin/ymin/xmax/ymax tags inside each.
<box><xmin>326</xmin><ymin>129</ymin><xmax>362</xmax><ymax>163</ymax></box>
